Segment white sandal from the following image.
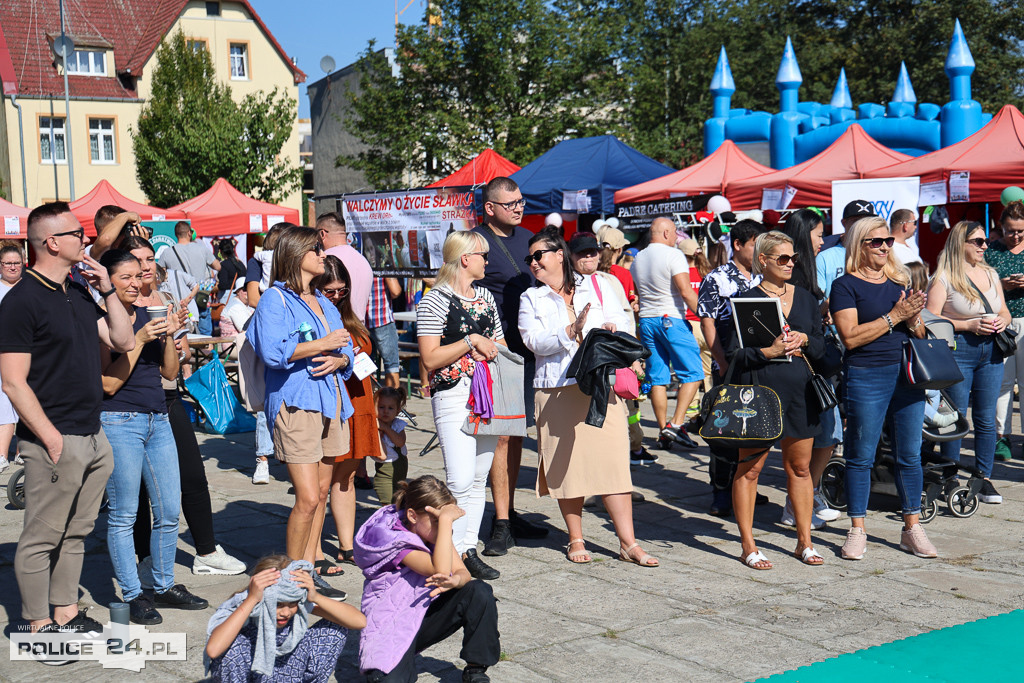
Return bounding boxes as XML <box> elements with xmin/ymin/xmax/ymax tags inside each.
<box><xmin>741</xmin><ymin>549</ymin><xmax>772</xmax><ymax>570</ymax></box>
<box><xmin>795</xmin><ymin>546</ymin><xmax>824</xmax><ymax>566</ymax></box>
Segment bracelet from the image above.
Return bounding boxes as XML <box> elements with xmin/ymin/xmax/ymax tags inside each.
<box><xmin>883</xmin><ymin>314</ymin><xmax>894</xmax><ymax>334</ymax></box>
<box><xmin>908</xmin><ymin>317</ymin><xmax>923</xmax><ymax>331</ymax></box>
<box><xmin>99</xmin><ymin>287</ymin><xmax>116</xmax><ymax>298</ymax></box>
<box><xmin>463</xmin><ymin>335</ymin><xmax>474</xmax><ymax>351</ymax></box>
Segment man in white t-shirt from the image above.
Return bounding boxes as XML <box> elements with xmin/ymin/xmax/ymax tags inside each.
<box><xmin>889</xmin><ymin>208</ymin><xmax>921</xmax><ymax>265</ymax></box>
<box><xmin>631</xmin><ymin>217</ymin><xmax>703</xmax><ymax>450</ymax></box>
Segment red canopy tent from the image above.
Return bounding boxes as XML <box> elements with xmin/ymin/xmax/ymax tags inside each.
<box><xmin>727</xmin><ymin>125</ymin><xmax>911</xmax><ymax>211</ymax></box>
<box><xmin>69</xmin><ymin>180</ymin><xmax>185</xmax><ymax>237</ymax></box>
<box><xmin>614</xmin><ymin>140</ymin><xmax>773</xmax><ymax>203</ymax></box>
<box><xmin>171</xmin><ymin>178</ymin><xmax>300</xmax><ymax>236</ymax></box>
<box><xmin>426</xmin><ymin>148</ymin><xmax>521</xmax><ymax>188</ymax></box>
<box><xmin>865</xmin><ymin>105</ymin><xmax>1024</xmax><ymax>201</ymax></box>
<box><xmin>0</xmin><ymin>197</ymin><xmax>30</xmax><ymax>239</ymax></box>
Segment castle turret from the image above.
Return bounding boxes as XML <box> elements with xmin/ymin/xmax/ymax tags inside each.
<box><xmin>770</xmin><ymin>37</ymin><xmax>804</xmax><ymax>168</ymax></box>
<box><xmin>775</xmin><ymin>37</ymin><xmax>802</xmax><ymax>113</ymax></box>
<box><xmin>893</xmin><ymin>62</ymin><xmax>917</xmax><ymax>103</ymax></box>
<box><xmin>941</xmin><ymin>18</ymin><xmax>982</xmax><ymax>146</ymax></box>
<box><xmin>830</xmin><ymin>68</ymin><xmax>852</xmax><ymax>109</ymax></box>
<box><xmin>704</xmin><ymin>46</ymin><xmax>736</xmax><ymax>155</ymax></box>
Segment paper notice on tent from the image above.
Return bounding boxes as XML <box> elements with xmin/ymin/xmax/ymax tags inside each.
<box><xmin>562</xmin><ymin>190</ymin><xmax>591</xmax><ymax>213</ymax></box>
<box><xmin>341</xmin><ymin>187</ymin><xmax>478</xmax><ymax>277</ymax></box>
<box><xmin>4</xmin><ymin>216</ymin><xmax>19</xmax><ymax>235</ymax></box>
<box><xmin>249</xmin><ymin>214</ymin><xmax>263</xmax><ymax>233</ymax></box>
<box><xmin>267</xmin><ymin>215</ymin><xmax>285</xmax><ymax>229</ymax></box>
<box><xmin>831</xmin><ymin>177</ymin><xmax>920</xmax><ymax>234</ymax></box>
<box><xmin>760</xmin><ymin>189</ymin><xmax>783</xmax><ymax>211</ymax></box>
<box><xmin>613</xmin><ymin>195</ymin><xmax>712</xmax><ymax>232</ymax></box>
<box><xmin>919</xmin><ymin>181</ymin><xmax>947</xmax><ymax>207</ymax></box>
<box><xmin>781</xmin><ymin>185</ymin><xmax>798</xmax><ymax>209</ymax></box>
<box><xmin>949</xmin><ymin>171</ymin><xmax>970</xmax><ymax>203</ymax></box>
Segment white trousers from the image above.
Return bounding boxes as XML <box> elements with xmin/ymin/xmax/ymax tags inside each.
<box><xmin>996</xmin><ymin>317</ymin><xmax>1024</xmax><ymax>435</ymax></box>
<box><xmin>431</xmin><ymin>377</ymin><xmax>497</xmax><ymax>553</ymax></box>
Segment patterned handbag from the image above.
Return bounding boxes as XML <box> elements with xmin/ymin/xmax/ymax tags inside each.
<box><xmin>698</xmin><ymin>365</ymin><xmax>783</xmax><ymax>450</ymax></box>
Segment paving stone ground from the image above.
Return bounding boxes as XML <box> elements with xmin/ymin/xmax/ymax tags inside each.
<box><xmin>2</xmin><ymin>393</ymin><xmax>1022</xmax><ymax>681</ymax></box>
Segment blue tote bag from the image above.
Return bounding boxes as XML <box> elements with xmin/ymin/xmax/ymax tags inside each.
<box><xmin>183</xmin><ymin>356</ymin><xmax>257</xmax><ymax>434</ymax></box>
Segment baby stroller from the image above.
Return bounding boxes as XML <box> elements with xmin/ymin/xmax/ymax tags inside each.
<box><xmin>817</xmin><ymin>316</ymin><xmax>982</xmax><ymax>523</ymax></box>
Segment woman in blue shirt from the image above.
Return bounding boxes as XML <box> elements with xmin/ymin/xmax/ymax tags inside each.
<box><xmin>830</xmin><ymin>217</ymin><xmax>932</xmax><ymax>562</ymax></box>
<box><xmin>248</xmin><ymin>225</ymin><xmax>355</xmax><ymax>598</ymax></box>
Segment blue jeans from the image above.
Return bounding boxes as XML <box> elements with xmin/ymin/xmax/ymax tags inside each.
<box><xmin>255</xmin><ymin>410</ymin><xmax>274</xmax><ymax>458</ymax></box>
<box><xmin>102</xmin><ymin>412</ymin><xmax>181</xmax><ymax>601</ymax></box>
<box><xmin>940</xmin><ymin>333</ymin><xmax>1002</xmax><ymax>478</ymax></box>
<box><xmin>197</xmin><ymin>306</ymin><xmax>213</xmax><ymax>335</ymax></box>
<box><xmin>844</xmin><ymin>363</ymin><xmax>925</xmax><ymax>518</ymax></box>
<box><xmin>369</xmin><ymin>322</ymin><xmax>401</xmax><ymax>373</ymax></box>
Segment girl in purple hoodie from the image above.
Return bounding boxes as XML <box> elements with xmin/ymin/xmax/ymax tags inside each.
<box><xmin>355</xmin><ymin>475</ymin><xmax>500</xmax><ymax>682</ymax></box>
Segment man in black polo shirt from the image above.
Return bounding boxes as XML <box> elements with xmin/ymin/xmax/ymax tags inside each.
<box><xmin>472</xmin><ymin>176</ymin><xmax>549</xmax><ymax>557</ymax></box>
<box><xmin>0</xmin><ymin>202</ymin><xmax>134</xmax><ymax>637</ymax></box>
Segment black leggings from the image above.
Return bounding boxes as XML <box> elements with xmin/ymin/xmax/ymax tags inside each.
<box><xmin>135</xmin><ymin>390</ymin><xmax>217</xmax><ymax>557</ymax></box>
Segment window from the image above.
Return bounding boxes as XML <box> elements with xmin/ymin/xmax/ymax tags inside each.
<box><xmin>229</xmin><ymin>43</ymin><xmax>248</xmax><ymax>80</ymax></box>
<box><xmin>186</xmin><ymin>39</ymin><xmax>208</xmax><ymax>54</ymax></box>
<box><xmin>89</xmin><ymin>118</ymin><xmax>116</xmax><ymax>163</ymax></box>
<box><xmin>65</xmin><ymin>49</ymin><xmax>106</xmax><ymax>75</ymax></box>
<box><xmin>40</xmin><ymin>116</ymin><xmax>67</xmax><ymax>164</ymax></box>
<box><xmin>206</xmin><ymin>2</ymin><xmax>221</xmax><ymax>16</ymax></box>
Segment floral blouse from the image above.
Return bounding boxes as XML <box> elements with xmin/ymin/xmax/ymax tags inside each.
<box><xmin>416</xmin><ymin>285</ymin><xmax>504</xmax><ymax>392</ymax></box>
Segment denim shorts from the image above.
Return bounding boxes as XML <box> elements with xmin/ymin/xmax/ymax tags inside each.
<box><xmin>369</xmin><ymin>322</ymin><xmax>401</xmax><ymax>373</ymax></box>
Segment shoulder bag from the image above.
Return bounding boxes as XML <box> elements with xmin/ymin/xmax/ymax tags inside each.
<box><xmin>902</xmin><ymin>337</ymin><xmax>963</xmax><ymax>390</ymax></box>
<box><xmin>589</xmin><ymin>274</ymin><xmax>639</xmax><ymax>399</ymax></box>
<box><xmin>799</xmin><ymin>353</ymin><xmax>837</xmax><ymax>412</ymax></box>
<box><xmin>967</xmin><ymin>277</ymin><xmax>1017</xmax><ymax>358</ymax></box>
<box><xmin>697</xmin><ymin>363</ymin><xmax>782</xmax><ymax>451</ymax></box>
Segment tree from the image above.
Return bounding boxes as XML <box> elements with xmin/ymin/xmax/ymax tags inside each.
<box><xmin>340</xmin><ymin>0</ymin><xmax>627</xmax><ymax>188</ymax></box>
<box><xmin>132</xmin><ymin>31</ymin><xmax>302</xmax><ymax>206</ymax></box>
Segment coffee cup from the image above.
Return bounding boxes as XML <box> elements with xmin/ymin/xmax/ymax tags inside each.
<box><xmin>982</xmin><ymin>313</ymin><xmax>998</xmax><ymax>323</ymax></box>
<box><xmin>146</xmin><ymin>305</ymin><xmax>169</xmax><ymax>322</ymax></box>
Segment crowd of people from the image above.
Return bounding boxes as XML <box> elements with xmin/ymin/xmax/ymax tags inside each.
<box><xmin>0</xmin><ymin>183</ymin><xmax>1019</xmax><ymax>681</ymax></box>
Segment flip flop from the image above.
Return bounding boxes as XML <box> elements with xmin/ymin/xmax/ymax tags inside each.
<box><xmin>795</xmin><ymin>547</ymin><xmax>824</xmax><ymax>566</ymax></box>
<box><xmin>741</xmin><ymin>549</ymin><xmax>773</xmax><ymax>570</ymax></box>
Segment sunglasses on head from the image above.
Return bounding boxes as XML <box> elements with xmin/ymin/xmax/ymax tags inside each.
<box><xmin>524</xmin><ymin>248</ymin><xmax>558</xmax><ymax>265</ymax></box>
<box><xmin>765</xmin><ymin>253</ymin><xmax>798</xmax><ymax>266</ymax></box>
<box><xmin>965</xmin><ymin>237</ymin><xmax>988</xmax><ymax>248</ymax></box>
<box><xmin>863</xmin><ymin>236</ymin><xmax>896</xmax><ymax>249</ymax></box>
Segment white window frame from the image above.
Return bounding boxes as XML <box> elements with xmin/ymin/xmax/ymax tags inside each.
<box><xmin>229</xmin><ymin>43</ymin><xmax>249</xmax><ymax>81</ymax></box>
<box><xmin>40</xmin><ymin>116</ymin><xmax>67</xmax><ymax>164</ymax></box>
<box><xmin>65</xmin><ymin>49</ymin><xmax>107</xmax><ymax>76</ymax></box>
<box><xmin>89</xmin><ymin>118</ymin><xmax>117</xmax><ymax>164</ymax></box>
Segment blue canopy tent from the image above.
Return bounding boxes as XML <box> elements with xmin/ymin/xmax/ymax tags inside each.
<box><xmin>510</xmin><ymin>135</ymin><xmax>674</xmax><ymax>215</ymax></box>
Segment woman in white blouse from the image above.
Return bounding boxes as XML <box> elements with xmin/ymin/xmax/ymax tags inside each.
<box><xmin>519</xmin><ymin>229</ymin><xmax>657</xmax><ymax>567</ymax></box>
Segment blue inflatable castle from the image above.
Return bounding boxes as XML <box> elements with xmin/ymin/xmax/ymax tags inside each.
<box><xmin>704</xmin><ymin>20</ymin><xmax>991</xmax><ymax>169</ymax></box>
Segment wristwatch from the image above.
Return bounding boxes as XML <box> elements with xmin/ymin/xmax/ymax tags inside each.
<box><xmin>99</xmin><ymin>287</ymin><xmax>116</xmax><ymax>298</ymax></box>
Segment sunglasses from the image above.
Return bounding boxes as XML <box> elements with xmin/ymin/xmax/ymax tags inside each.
<box><xmin>524</xmin><ymin>248</ymin><xmax>558</xmax><ymax>265</ymax></box>
<box><xmin>965</xmin><ymin>237</ymin><xmax>988</xmax><ymax>248</ymax></box>
<box><xmin>311</xmin><ymin>243</ymin><xmax>324</xmax><ymax>255</ymax></box>
<box><xmin>52</xmin><ymin>228</ymin><xmax>85</xmax><ymax>241</ymax></box>
<box><xmin>764</xmin><ymin>253</ymin><xmax>798</xmax><ymax>266</ymax></box>
<box><xmin>467</xmin><ymin>251</ymin><xmax>489</xmax><ymax>262</ymax></box>
<box><xmin>323</xmin><ymin>286</ymin><xmax>350</xmax><ymax>297</ymax></box>
<box><xmin>863</xmin><ymin>236</ymin><xmax>896</xmax><ymax>249</ymax></box>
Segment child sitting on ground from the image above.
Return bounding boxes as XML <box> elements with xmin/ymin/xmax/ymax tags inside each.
<box><xmin>374</xmin><ymin>387</ymin><xmax>409</xmax><ymax>506</ymax></box>
<box><xmin>355</xmin><ymin>475</ymin><xmax>499</xmax><ymax>682</ymax></box>
<box><xmin>205</xmin><ymin>555</ymin><xmax>366</xmax><ymax>682</ymax></box>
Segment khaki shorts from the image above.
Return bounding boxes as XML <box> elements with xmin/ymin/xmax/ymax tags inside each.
<box><xmin>273</xmin><ymin>378</ymin><xmax>350</xmax><ymax>463</ymax></box>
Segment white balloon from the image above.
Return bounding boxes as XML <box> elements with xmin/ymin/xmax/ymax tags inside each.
<box><xmin>707</xmin><ymin>195</ymin><xmax>732</xmax><ymax>214</ymax></box>
<box><xmin>545</xmin><ymin>212</ymin><xmax>563</xmax><ymax>228</ymax></box>
<box><xmin>605</xmin><ymin>217</ymin><xmax>620</xmax><ymax>229</ymax></box>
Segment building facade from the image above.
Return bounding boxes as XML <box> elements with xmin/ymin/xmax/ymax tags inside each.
<box><xmin>0</xmin><ymin>0</ymin><xmax>305</xmax><ymax>211</ymax></box>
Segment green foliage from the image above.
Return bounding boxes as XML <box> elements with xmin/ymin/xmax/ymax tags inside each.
<box><xmin>341</xmin><ymin>0</ymin><xmax>1024</xmax><ymax>182</ymax></box>
<box><xmin>132</xmin><ymin>31</ymin><xmax>302</xmax><ymax>206</ymax></box>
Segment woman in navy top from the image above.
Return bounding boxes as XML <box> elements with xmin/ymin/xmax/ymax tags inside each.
<box><xmin>830</xmin><ymin>217</ymin><xmax>934</xmax><ymax>562</ymax></box>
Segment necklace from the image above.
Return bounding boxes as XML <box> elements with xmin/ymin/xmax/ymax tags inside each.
<box><xmin>861</xmin><ymin>268</ymin><xmax>886</xmax><ymax>281</ymax></box>
<box><xmin>759</xmin><ymin>282</ymin><xmax>787</xmax><ymax>298</ymax></box>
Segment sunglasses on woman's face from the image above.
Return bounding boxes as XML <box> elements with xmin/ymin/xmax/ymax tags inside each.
<box><xmin>965</xmin><ymin>237</ymin><xmax>988</xmax><ymax>248</ymax></box>
<box><xmin>524</xmin><ymin>248</ymin><xmax>558</xmax><ymax>265</ymax></box>
<box><xmin>323</xmin><ymin>286</ymin><xmax>349</xmax><ymax>297</ymax></box>
<box><xmin>311</xmin><ymin>243</ymin><xmax>324</xmax><ymax>255</ymax></box>
<box><xmin>863</xmin><ymin>236</ymin><xmax>896</xmax><ymax>249</ymax></box>
<box><xmin>765</xmin><ymin>253</ymin><xmax>798</xmax><ymax>266</ymax></box>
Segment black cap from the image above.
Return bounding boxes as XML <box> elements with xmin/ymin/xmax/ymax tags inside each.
<box><xmin>568</xmin><ymin>232</ymin><xmax>599</xmax><ymax>254</ymax></box>
<box><xmin>842</xmin><ymin>199</ymin><xmax>876</xmax><ymax>220</ymax></box>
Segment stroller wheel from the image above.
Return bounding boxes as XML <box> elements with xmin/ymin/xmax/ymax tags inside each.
<box><xmin>7</xmin><ymin>467</ymin><xmax>26</xmax><ymax>509</ymax></box>
<box><xmin>819</xmin><ymin>458</ymin><xmax>847</xmax><ymax>510</ymax></box>
<box><xmin>946</xmin><ymin>486</ymin><xmax>979</xmax><ymax>518</ymax></box>
<box><xmin>919</xmin><ymin>493</ymin><xmax>939</xmax><ymax>524</ymax></box>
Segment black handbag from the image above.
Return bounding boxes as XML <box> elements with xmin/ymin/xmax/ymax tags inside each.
<box><xmin>698</xmin><ymin>364</ymin><xmax>783</xmax><ymax>450</ymax></box>
<box><xmin>800</xmin><ymin>354</ymin><xmax>838</xmax><ymax>412</ymax></box>
<box><xmin>902</xmin><ymin>337</ymin><xmax>964</xmax><ymax>390</ymax></box>
<box><xmin>815</xmin><ymin>329</ymin><xmax>844</xmax><ymax>379</ymax></box>
<box><xmin>968</xmin><ymin>278</ymin><xmax>1017</xmax><ymax>357</ymax></box>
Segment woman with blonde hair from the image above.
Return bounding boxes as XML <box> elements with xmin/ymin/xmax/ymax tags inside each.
<box><xmin>727</xmin><ymin>231</ymin><xmax>826</xmax><ymax>569</ymax></box>
<box><xmin>926</xmin><ymin>221</ymin><xmax>1012</xmax><ymax>504</ymax></box>
<box><xmin>830</xmin><ymin>216</ymin><xmax>932</xmax><ymax>561</ymax></box>
<box><xmin>416</xmin><ymin>230</ymin><xmax>505</xmax><ymax>580</ymax></box>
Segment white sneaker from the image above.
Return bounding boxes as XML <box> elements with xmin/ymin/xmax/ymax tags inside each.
<box><xmin>252</xmin><ymin>458</ymin><xmax>270</xmax><ymax>485</ymax></box>
<box><xmin>193</xmin><ymin>545</ymin><xmax>246</xmax><ymax>575</ymax></box>
<box><xmin>13</xmin><ymin>453</ymin><xmax>23</xmax><ymax>465</ymax></box>
<box><xmin>0</xmin><ymin>455</ymin><xmax>8</xmax><ymax>473</ymax></box>
<box><xmin>813</xmin><ymin>489</ymin><xmax>841</xmax><ymax>522</ymax></box>
<box><xmin>780</xmin><ymin>498</ymin><xmax>825</xmax><ymax>530</ymax></box>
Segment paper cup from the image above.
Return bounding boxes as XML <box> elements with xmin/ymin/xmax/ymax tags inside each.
<box><xmin>982</xmin><ymin>313</ymin><xmax>998</xmax><ymax>322</ymax></box>
<box><xmin>146</xmin><ymin>306</ymin><xmax>168</xmax><ymax>322</ymax></box>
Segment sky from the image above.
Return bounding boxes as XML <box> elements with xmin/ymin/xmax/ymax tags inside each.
<box><xmin>248</xmin><ymin>0</ymin><xmax>418</xmax><ymax>118</ymax></box>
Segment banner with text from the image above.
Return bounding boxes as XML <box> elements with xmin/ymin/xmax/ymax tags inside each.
<box><xmin>830</xmin><ymin>177</ymin><xmax>920</xmax><ymax>234</ymax></box>
<box><xmin>614</xmin><ymin>195</ymin><xmax>713</xmax><ymax>232</ymax></box>
<box><xmin>340</xmin><ymin>187</ymin><xmax>478</xmax><ymax>276</ymax></box>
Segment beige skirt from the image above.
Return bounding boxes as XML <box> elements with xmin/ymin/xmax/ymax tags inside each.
<box><xmin>535</xmin><ymin>384</ymin><xmax>632</xmax><ymax>499</ymax></box>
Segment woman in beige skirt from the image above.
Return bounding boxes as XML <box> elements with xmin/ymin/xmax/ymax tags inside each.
<box><xmin>519</xmin><ymin>228</ymin><xmax>658</xmax><ymax>567</ymax></box>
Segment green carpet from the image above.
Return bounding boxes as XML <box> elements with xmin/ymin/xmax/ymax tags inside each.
<box><xmin>755</xmin><ymin>609</ymin><xmax>1023</xmax><ymax>682</ymax></box>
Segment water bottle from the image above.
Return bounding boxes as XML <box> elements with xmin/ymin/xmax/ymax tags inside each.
<box><xmin>298</xmin><ymin>322</ymin><xmax>316</xmax><ymax>376</ymax></box>
<box><xmin>662</xmin><ymin>315</ymin><xmax>672</xmax><ymax>330</ymax></box>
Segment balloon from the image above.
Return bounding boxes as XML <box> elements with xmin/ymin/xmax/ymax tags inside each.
<box><xmin>1001</xmin><ymin>186</ymin><xmax>1024</xmax><ymax>206</ymax></box>
<box><xmin>707</xmin><ymin>195</ymin><xmax>732</xmax><ymax>214</ymax></box>
<box><xmin>605</xmin><ymin>217</ymin><xmax>620</xmax><ymax>229</ymax></box>
<box><xmin>545</xmin><ymin>212</ymin><xmax>563</xmax><ymax>228</ymax></box>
